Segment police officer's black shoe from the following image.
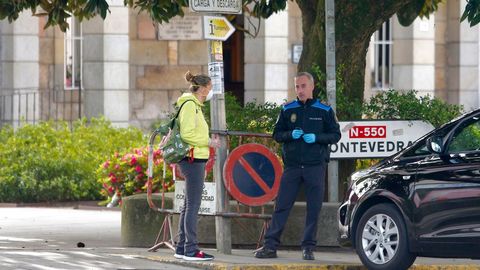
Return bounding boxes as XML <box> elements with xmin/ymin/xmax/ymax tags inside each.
<box><xmin>254</xmin><ymin>246</ymin><xmax>277</xmax><ymax>258</ymax></box>
<box><xmin>302</xmin><ymin>248</ymin><xmax>314</xmax><ymax>260</ymax></box>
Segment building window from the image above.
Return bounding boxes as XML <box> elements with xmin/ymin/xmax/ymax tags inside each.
<box><xmin>371</xmin><ymin>19</ymin><xmax>392</xmax><ymax>89</ymax></box>
<box><xmin>64</xmin><ymin>17</ymin><xmax>82</xmax><ymax>90</ymax></box>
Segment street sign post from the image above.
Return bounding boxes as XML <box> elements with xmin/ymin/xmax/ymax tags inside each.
<box><xmin>189</xmin><ymin>0</ymin><xmax>242</xmax><ymax>14</ymax></box>
<box><xmin>191</xmin><ymin>3</ymin><xmax>241</xmax><ymax>254</ymax></box>
<box><xmin>203</xmin><ymin>15</ymin><xmax>235</xmax><ymax>41</ymax></box>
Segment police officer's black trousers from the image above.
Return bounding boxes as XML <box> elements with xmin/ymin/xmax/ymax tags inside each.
<box><xmin>264</xmin><ymin>163</ymin><xmax>326</xmax><ymax>250</ymax></box>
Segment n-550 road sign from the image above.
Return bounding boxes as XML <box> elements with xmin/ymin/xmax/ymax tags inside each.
<box><xmin>190</xmin><ymin>0</ymin><xmax>242</xmax><ymax>14</ymax></box>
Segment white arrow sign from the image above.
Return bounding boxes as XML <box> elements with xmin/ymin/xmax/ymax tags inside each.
<box><xmin>203</xmin><ymin>16</ymin><xmax>235</xmax><ymax>41</ymax></box>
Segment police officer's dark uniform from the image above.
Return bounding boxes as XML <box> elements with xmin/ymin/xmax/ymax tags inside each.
<box><xmin>256</xmin><ymin>98</ymin><xmax>341</xmax><ymax>259</ymax></box>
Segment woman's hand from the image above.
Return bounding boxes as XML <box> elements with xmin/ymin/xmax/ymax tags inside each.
<box><xmin>209</xmin><ymin>134</ymin><xmax>221</xmax><ymax>148</ymax></box>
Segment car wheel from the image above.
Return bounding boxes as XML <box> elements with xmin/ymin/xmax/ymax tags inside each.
<box><xmin>355</xmin><ymin>203</ymin><xmax>416</xmax><ymax>270</ymax></box>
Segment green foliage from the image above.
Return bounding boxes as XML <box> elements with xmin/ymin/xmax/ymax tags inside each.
<box><xmin>96</xmin><ymin>146</ymin><xmax>171</xmax><ymax>203</ymax></box>
<box><xmin>0</xmin><ymin>118</ymin><xmax>145</xmax><ymax>202</ymax></box>
<box><xmin>311</xmin><ymin>64</ymin><xmax>363</xmax><ymax>121</ymax></box>
<box><xmin>363</xmin><ymin>90</ymin><xmax>463</xmax><ymax>128</ymax></box>
<box><xmin>0</xmin><ymin>0</ymin><xmax>288</xmax><ymax>32</ymax></box>
<box><xmin>448</xmin><ymin>122</ymin><xmax>480</xmax><ymax>152</ymax></box>
<box><xmin>462</xmin><ymin>0</ymin><xmax>480</xmax><ymax>26</ymax></box>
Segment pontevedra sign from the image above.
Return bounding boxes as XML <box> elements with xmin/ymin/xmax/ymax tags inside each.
<box><xmin>331</xmin><ymin>120</ymin><xmax>435</xmax><ymax>159</ymax></box>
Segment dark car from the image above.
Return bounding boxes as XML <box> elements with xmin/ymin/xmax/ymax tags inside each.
<box><xmin>338</xmin><ymin>108</ymin><xmax>480</xmax><ymax>270</ymax></box>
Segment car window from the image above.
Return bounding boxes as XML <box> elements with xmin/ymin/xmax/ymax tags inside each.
<box><xmin>402</xmin><ymin>139</ymin><xmax>429</xmax><ymax>157</ymax></box>
<box><xmin>448</xmin><ymin>117</ymin><xmax>480</xmax><ymax>153</ymax></box>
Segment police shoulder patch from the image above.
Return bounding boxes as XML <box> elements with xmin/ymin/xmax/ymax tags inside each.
<box><xmin>283</xmin><ymin>100</ymin><xmax>301</xmax><ymax>111</ymax></box>
<box><xmin>311</xmin><ymin>100</ymin><xmax>331</xmax><ymax>111</ymax></box>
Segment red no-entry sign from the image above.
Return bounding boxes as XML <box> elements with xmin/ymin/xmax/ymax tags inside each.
<box><xmin>223</xmin><ymin>143</ymin><xmax>283</xmax><ymax>206</ymax></box>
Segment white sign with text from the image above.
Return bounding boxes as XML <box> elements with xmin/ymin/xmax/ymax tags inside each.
<box><xmin>331</xmin><ymin>120</ymin><xmax>435</xmax><ymax>159</ymax></box>
<box><xmin>174</xmin><ymin>181</ymin><xmax>216</xmax><ymax>215</ymax></box>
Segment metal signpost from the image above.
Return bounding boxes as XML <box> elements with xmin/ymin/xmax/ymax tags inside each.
<box><xmin>189</xmin><ymin>0</ymin><xmax>240</xmax><ymax>254</ymax></box>
<box><xmin>325</xmin><ymin>0</ymin><xmax>338</xmax><ymax>202</ymax></box>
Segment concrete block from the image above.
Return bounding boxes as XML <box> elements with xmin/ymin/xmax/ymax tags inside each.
<box><xmin>435</xmin><ymin>45</ymin><xmax>446</xmax><ymax>67</ymax></box>
<box><xmin>265</xmin><ymin>37</ymin><xmax>288</xmax><ymax>63</ymax></box>
<box><xmin>104</xmin><ymin>35</ymin><xmax>129</xmax><ymax>62</ymax></box>
<box><xmin>130</xmin><ymin>40</ymin><xmax>168</xmax><ymax>65</ymax></box>
<box><xmin>104</xmin><ymin>62</ymin><xmax>129</xmax><ymax>90</ymax></box>
<box><xmin>84</xmin><ymin>89</ymin><xmax>105</xmax><ymax>118</ymax></box>
<box><xmin>288</xmin><ymin>1</ymin><xmax>301</xmax><ymax>18</ymax></box>
<box><xmin>0</xmin><ymin>35</ymin><xmax>14</xmax><ymax>61</ymax></box>
<box><xmin>83</xmin><ymin>62</ymin><xmax>104</xmax><ymax>89</ymax></box>
<box><xmin>264</xmin><ymin>64</ymin><xmax>288</xmax><ymax>90</ymax></box>
<box><xmin>104</xmin><ymin>7</ymin><xmax>129</xmax><ymax>34</ymax></box>
<box><xmin>460</xmin><ymin>42</ymin><xmax>479</xmax><ymax>66</ymax></box>
<box><xmin>244</xmin><ymin>90</ymin><xmax>266</xmax><ymax>104</ymax></box>
<box><xmin>121</xmin><ymin>193</ymin><xmax>341</xmax><ymax>248</ymax></box>
<box><xmin>106</xmin><ymin>0</ymin><xmax>124</xmax><ymax>7</ymax></box>
<box><xmin>446</xmin><ymin>66</ymin><xmax>459</xmax><ymax>92</ymax></box>
<box><xmin>0</xmin><ymin>62</ymin><xmax>14</xmax><ymax>89</ymax></box>
<box><xmin>392</xmin><ymin>40</ymin><xmax>413</xmax><ymax>65</ymax></box>
<box><xmin>83</xmin><ymin>35</ymin><xmax>104</xmax><ymax>62</ymax></box>
<box><xmin>265</xmin><ymin>10</ymin><xmax>288</xmax><ymax>37</ymax></box>
<box><xmin>13</xmin><ymin>35</ymin><xmax>39</xmax><ymax>61</ymax></box>
<box><xmin>168</xmin><ymin>41</ymin><xmax>178</xmax><ymax>65</ymax></box>
<box><xmin>434</xmin><ymin>21</ymin><xmax>447</xmax><ymax>45</ymax></box>
<box><xmin>413</xmin><ymin>17</ymin><xmax>435</xmax><ymax>39</ymax></box>
<box><xmin>39</xmin><ymin>38</ymin><xmax>54</xmax><ymax>65</ymax></box>
<box><xmin>14</xmin><ymin>63</ymin><xmax>39</xmax><ymax>89</ymax></box>
<box><xmin>82</xmin><ymin>17</ymin><xmax>104</xmax><ymax>34</ymax></box>
<box><xmin>446</xmin><ymin>42</ymin><xmax>460</xmax><ymax>66</ymax></box>
<box><xmin>104</xmin><ymin>90</ymin><xmax>129</xmax><ymax>121</ymax></box>
<box><xmin>121</xmin><ymin>193</ymin><xmax>173</xmax><ymax>247</ymax></box>
<box><xmin>413</xmin><ymin>40</ymin><xmax>435</xmax><ymax>64</ymax></box>
<box><xmin>458</xmin><ymin>90</ymin><xmax>479</xmax><ymax>111</ymax></box>
<box><xmin>137</xmin><ymin>66</ymin><xmax>201</xmax><ymax>90</ymax></box>
<box><xmin>245</xmin><ymin>38</ymin><xmax>265</xmax><ymax>64</ymax></box>
<box><xmin>460</xmin><ymin>21</ymin><xmax>479</xmax><ymax>42</ymax></box>
<box><xmin>412</xmin><ymin>65</ymin><xmax>434</xmax><ymax>91</ymax></box>
<box><xmin>459</xmin><ymin>66</ymin><xmax>479</xmax><ymax>91</ymax></box>
<box><xmin>392</xmin><ymin>65</ymin><xmax>413</xmax><ymax>90</ymax></box>
<box><xmin>178</xmin><ymin>41</ymin><xmax>208</xmax><ymax>65</ymax></box>
<box><xmin>54</xmin><ymin>38</ymin><xmax>65</xmax><ymax>64</ymax></box>
<box><xmin>264</xmin><ymin>90</ymin><xmax>288</xmax><ymax>105</ymax></box>
<box><xmin>392</xmin><ymin>16</ymin><xmax>413</xmax><ymax>40</ymax></box>
<box><xmin>447</xmin><ymin>89</ymin><xmax>460</xmax><ymax>105</ymax></box>
<box><xmin>244</xmin><ymin>64</ymin><xmax>265</xmax><ymax>90</ymax></box>
<box><xmin>13</xmin><ymin>13</ymin><xmax>39</xmax><ymax>34</ymax></box>
<box><xmin>131</xmin><ymin>90</ymin><xmax>170</xmax><ymax>120</ymax></box>
<box><xmin>137</xmin><ymin>14</ymin><xmax>156</xmax><ymax>40</ymax></box>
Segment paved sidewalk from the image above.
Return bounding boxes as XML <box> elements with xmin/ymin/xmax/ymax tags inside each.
<box><xmin>0</xmin><ymin>206</ymin><xmax>480</xmax><ymax>270</ymax></box>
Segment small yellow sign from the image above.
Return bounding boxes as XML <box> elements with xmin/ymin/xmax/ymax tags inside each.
<box><xmin>203</xmin><ymin>15</ymin><xmax>235</xmax><ymax>41</ymax></box>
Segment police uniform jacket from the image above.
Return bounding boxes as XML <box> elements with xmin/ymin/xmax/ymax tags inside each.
<box><xmin>273</xmin><ymin>98</ymin><xmax>341</xmax><ymax>168</ymax></box>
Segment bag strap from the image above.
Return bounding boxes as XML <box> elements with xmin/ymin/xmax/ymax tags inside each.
<box><xmin>170</xmin><ymin>99</ymin><xmax>195</xmax><ymax>129</ymax></box>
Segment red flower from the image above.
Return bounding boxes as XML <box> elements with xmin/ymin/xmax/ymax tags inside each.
<box><xmin>135</xmin><ymin>165</ymin><xmax>142</xmax><ymax>173</ymax></box>
<box><xmin>114</xmin><ymin>164</ymin><xmax>120</xmax><ymax>170</ymax></box>
<box><xmin>130</xmin><ymin>156</ymin><xmax>137</xmax><ymax>165</ymax></box>
<box><xmin>103</xmin><ymin>161</ymin><xmax>110</xmax><ymax>169</ymax></box>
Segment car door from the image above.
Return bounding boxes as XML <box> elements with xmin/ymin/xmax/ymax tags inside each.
<box><xmin>412</xmin><ymin>113</ymin><xmax>480</xmax><ymax>256</ymax></box>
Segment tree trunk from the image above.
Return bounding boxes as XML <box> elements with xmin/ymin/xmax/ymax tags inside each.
<box><xmin>295</xmin><ymin>0</ymin><xmax>415</xmax><ymax>195</ymax></box>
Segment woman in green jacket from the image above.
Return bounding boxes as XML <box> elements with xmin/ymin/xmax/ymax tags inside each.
<box><xmin>174</xmin><ymin>71</ymin><xmax>218</xmax><ymax>261</ymax></box>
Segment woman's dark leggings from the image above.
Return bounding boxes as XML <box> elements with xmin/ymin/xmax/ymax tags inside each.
<box><xmin>176</xmin><ymin>160</ymin><xmax>206</xmax><ymax>254</ymax></box>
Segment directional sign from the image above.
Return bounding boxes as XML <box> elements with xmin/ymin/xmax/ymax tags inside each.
<box><xmin>189</xmin><ymin>0</ymin><xmax>242</xmax><ymax>14</ymax></box>
<box><xmin>203</xmin><ymin>16</ymin><xmax>235</xmax><ymax>41</ymax></box>
<box><xmin>331</xmin><ymin>120</ymin><xmax>435</xmax><ymax>158</ymax></box>
<box><xmin>223</xmin><ymin>143</ymin><xmax>283</xmax><ymax>206</ymax></box>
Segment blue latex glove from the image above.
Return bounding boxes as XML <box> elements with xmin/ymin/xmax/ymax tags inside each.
<box><xmin>303</xmin><ymin>133</ymin><xmax>316</xmax><ymax>144</ymax></box>
<box><xmin>291</xmin><ymin>129</ymin><xmax>304</xmax><ymax>139</ymax></box>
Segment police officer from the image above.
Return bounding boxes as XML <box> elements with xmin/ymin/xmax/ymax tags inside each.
<box><xmin>254</xmin><ymin>72</ymin><xmax>341</xmax><ymax>260</ymax></box>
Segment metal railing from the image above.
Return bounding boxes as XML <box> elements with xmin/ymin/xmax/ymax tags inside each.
<box><xmin>0</xmin><ymin>88</ymin><xmax>83</xmax><ymax>128</ymax></box>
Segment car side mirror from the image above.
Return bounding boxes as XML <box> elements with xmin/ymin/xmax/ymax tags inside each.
<box><xmin>426</xmin><ymin>136</ymin><xmax>443</xmax><ymax>154</ymax></box>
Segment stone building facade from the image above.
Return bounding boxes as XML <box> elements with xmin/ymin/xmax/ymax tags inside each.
<box><xmin>0</xmin><ymin>0</ymin><xmax>478</xmax><ymax>129</ymax></box>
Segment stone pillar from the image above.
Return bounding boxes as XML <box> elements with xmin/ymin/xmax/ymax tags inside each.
<box><xmin>83</xmin><ymin>1</ymin><xmax>130</xmax><ymax>127</ymax></box>
<box><xmin>0</xmin><ymin>13</ymin><xmax>40</xmax><ymax>126</ymax></box>
<box><xmin>392</xmin><ymin>15</ymin><xmax>435</xmax><ymax>96</ymax></box>
<box><xmin>244</xmin><ymin>7</ymin><xmax>289</xmax><ymax>104</ymax></box>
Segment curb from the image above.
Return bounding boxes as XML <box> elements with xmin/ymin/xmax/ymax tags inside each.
<box><xmin>145</xmin><ymin>255</ymin><xmax>367</xmax><ymax>270</ymax></box>
<box><xmin>144</xmin><ymin>255</ymin><xmax>480</xmax><ymax>270</ymax></box>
